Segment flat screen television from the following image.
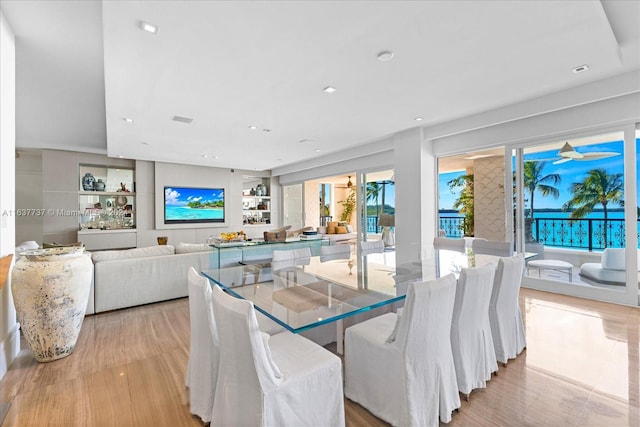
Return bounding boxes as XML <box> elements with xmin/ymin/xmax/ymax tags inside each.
<box><xmin>164</xmin><ymin>186</ymin><xmax>225</xmax><ymax>224</ymax></box>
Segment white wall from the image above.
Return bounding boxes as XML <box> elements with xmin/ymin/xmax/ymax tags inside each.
<box><xmin>15</xmin><ymin>150</ymin><xmax>42</xmax><ymax>245</ymax></box>
<box><xmin>0</xmin><ymin>10</ymin><xmax>20</xmax><ymax>379</ymax></box>
<box><xmin>149</xmin><ymin>162</ymin><xmax>276</xmax><ymax>245</ymax></box>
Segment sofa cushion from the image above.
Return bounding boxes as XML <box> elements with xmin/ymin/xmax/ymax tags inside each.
<box><xmin>601</xmin><ymin>248</ymin><xmax>625</xmax><ymax>270</ymax></box>
<box><xmin>175</xmin><ymin>242</ymin><xmax>210</xmax><ymax>254</ymax></box>
<box><xmin>92</xmin><ymin>245</ymin><xmax>175</xmax><ymax>263</ymax></box>
<box><xmin>579</xmin><ymin>262</ymin><xmax>625</xmax><ymax>285</ymax></box>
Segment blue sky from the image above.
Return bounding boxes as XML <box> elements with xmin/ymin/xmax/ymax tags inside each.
<box><xmin>439</xmin><ymin>138</ymin><xmax>636</xmax><ymax>211</ymax></box>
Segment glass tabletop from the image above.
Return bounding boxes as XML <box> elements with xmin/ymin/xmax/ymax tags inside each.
<box><xmin>201</xmin><ymin>249</ymin><xmax>530</xmax><ymax>333</ymax></box>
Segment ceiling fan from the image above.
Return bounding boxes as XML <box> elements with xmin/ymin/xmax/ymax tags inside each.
<box><xmin>528</xmin><ymin>142</ymin><xmax>620</xmax><ymax>165</ymax></box>
<box><xmin>335</xmin><ymin>176</ymin><xmax>354</xmax><ymax>189</ymax></box>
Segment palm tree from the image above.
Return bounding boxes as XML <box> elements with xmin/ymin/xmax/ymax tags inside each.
<box><xmin>366</xmin><ymin>182</ymin><xmax>381</xmax><ymax>228</ymax></box>
<box><xmin>523</xmin><ymin>161</ymin><xmax>561</xmax><ymax>218</ymax></box>
<box><xmin>522</xmin><ymin>161</ymin><xmax>561</xmax><ymax>242</ymax></box>
<box><xmin>448</xmin><ymin>174</ymin><xmax>474</xmax><ymax>236</ymax></box>
<box><xmin>563</xmin><ymin>168</ymin><xmax>624</xmax><ymax>247</ymax></box>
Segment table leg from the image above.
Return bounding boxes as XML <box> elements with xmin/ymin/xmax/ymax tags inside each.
<box><xmin>336</xmin><ymin>318</ymin><xmax>344</xmax><ymax>355</ymax></box>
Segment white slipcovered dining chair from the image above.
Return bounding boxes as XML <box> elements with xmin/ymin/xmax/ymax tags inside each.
<box><xmin>471</xmin><ymin>239</ymin><xmax>513</xmax><ymax>256</ymax></box>
<box><xmin>489</xmin><ymin>255</ymin><xmax>527</xmax><ymax>365</ymax></box>
<box><xmin>450</xmin><ymin>263</ymin><xmax>498</xmax><ymax>400</ymax></box>
<box><xmin>320</xmin><ymin>244</ymin><xmax>351</xmax><ymax>262</ymax></box>
<box><xmin>344</xmin><ymin>273</ymin><xmax>460</xmax><ymax>426</ymax></box>
<box><xmin>271</xmin><ymin>247</ymin><xmax>312</xmax><ymax>261</ymax></box>
<box><xmin>210</xmin><ymin>284</ymin><xmax>345</xmax><ymax>427</ymax></box>
<box><xmin>185</xmin><ymin>267</ymin><xmax>218</xmax><ymax>423</ymax></box>
<box><xmin>433</xmin><ymin>237</ymin><xmax>466</xmax><ymax>252</ymax></box>
<box><xmin>271</xmin><ymin>247</ymin><xmax>311</xmax><ymax>284</ymax></box>
<box><xmin>360</xmin><ymin>239</ymin><xmax>385</xmax><ymax>255</ymax></box>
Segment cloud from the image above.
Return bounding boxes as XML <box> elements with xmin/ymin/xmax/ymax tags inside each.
<box><xmin>165</xmin><ymin>188</ymin><xmax>184</xmax><ymax>205</ymax></box>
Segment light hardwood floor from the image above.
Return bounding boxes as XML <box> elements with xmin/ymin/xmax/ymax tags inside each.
<box><xmin>0</xmin><ymin>288</ymin><xmax>638</xmax><ymax>426</ymax></box>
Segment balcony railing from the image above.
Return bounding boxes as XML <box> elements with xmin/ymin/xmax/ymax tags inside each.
<box><xmin>366</xmin><ymin>216</ymin><xmax>380</xmax><ymax>233</ymax></box>
<box><xmin>439</xmin><ymin>216</ymin><xmax>638</xmax><ymax>251</ymax></box>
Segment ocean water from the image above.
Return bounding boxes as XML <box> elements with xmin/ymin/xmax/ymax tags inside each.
<box><xmin>166</xmin><ymin>205</ymin><xmax>224</xmax><ymax>220</ymax></box>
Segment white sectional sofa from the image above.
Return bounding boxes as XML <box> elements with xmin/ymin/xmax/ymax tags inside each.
<box><xmin>89</xmin><ymin>243</ymin><xmax>242</xmax><ymax>314</ymax></box>
<box><xmin>316</xmin><ymin>225</ymin><xmax>357</xmax><ymax>244</ymax></box>
<box><xmin>88</xmin><ymin>239</ymin><xmax>328</xmax><ymax>314</ymax></box>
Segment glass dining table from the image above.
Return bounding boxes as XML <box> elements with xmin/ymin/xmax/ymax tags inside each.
<box><xmin>201</xmin><ymin>249</ymin><xmax>512</xmax><ymax>353</ymax></box>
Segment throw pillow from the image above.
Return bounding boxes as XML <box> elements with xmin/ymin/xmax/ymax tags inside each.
<box><xmin>336</xmin><ymin>225</ymin><xmax>348</xmax><ymax>234</ymax></box>
<box><xmin>175</xmin><ymin>242</ymin><xmax>210</xmax><ymax>254</ymax></box>
<box><xmin>346</xmin><ymin>224</ymin><xmax>354</xmax><ymax>233</ymax></box>
<box><xmin>327</xmin><ymin>221</ymin><xmax>339</xmax><ymax>234</ymax></box>
<box><xmin>91</xmin><ymin>244</ymin><xmax>175</xmax><ymax>262</ymax></box>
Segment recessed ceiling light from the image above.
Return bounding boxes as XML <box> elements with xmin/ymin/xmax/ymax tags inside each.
<box><xmin>262</xmin><ymin>128</ymin><xmax>271</xmax><ymax>132</ymax></box>
<box><xmin>172</xmin><ymin>115</ymin><xmax>193</xmax><ymax>124</ymax></box>
<box><xmin>202</xmin><ymin>154</ymin><xmax>208</xmax><ymax>158</ymax></box>
<box><xmin>141</xmin><ymin>141</ymin><xmax>150</xmax><ymax>145</ymax></box>
<box><xmin>377</xmin><ymin>51</ymin><xmax>394</xmax><ymax>61</ymax></box>
<box><xmin>117</xmin><ymin>155</ymin><xmax>124</xmax><ymax>158</ymax></box>
<box><xmin>248</xmin><ymin>125</ymin><xmax>257</xmax><ymax>130</ymax></box>
<box><xmin>315</xmin><ymin>149</ymin><xmax>321</xmax><ymax>153</ymax></box>
<box><xmin>414</xmin><ymin>117</ymin><xmax>424</xmax><ymax>121</ymax></box>
<box><xmin>323</xmin><ymin>86</ymin><xmax>337</xmax><ymax>94</ymax></box>
<box><xmin>213</xmin><ymin>156</ymin><xmax>218</xmax><ymax>160</ymax></box>
<box><xmin>572</xmin><ymin>64</ymin><xmax>589</xmax><ymax>74</ymax></box>
<box><xmin>299</xmin><ymin>139</ymin><xmax>315</xmax><ymax>144</ymax></box>
<box><xmin>139</xmin><ymin>20</ymin><xmax>159</xmax><ymax>35</ymax></box>
<box><xmin>123</xmin><ymin>118</ymin><xmax>134</xmax><ymax>123</ymax></box>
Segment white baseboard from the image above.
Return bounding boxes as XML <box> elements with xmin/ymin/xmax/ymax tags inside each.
<box><xmin>0</xmin><ymin>324</ymin><xmax>20</xmax><ymax>380</ymax></box>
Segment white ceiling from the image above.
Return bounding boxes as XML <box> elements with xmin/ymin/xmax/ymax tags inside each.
<box><xmin>2</xmin><ymin>1</ymin><xmax>639</xmax><ymax>172</ymax></box>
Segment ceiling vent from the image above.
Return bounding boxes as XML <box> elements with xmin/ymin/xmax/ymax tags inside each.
<box><xmin>172</xmin><ymin>116</ymin><xmax>193</xmax><ymax>124</ymax></box>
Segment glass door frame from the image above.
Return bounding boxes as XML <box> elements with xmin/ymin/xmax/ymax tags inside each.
<box><xmin>508</xmin><ymin>123</ymin><xmax>638</xmax><ymax>307</ymax></box>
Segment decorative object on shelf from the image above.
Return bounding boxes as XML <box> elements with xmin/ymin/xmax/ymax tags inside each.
<box><xmin>256</xmin><ymin>183</ymin><xmax>267</xmax><ymax>196</ymax></box>
<box><xmin>82</xmin><ymin>173</ymin><xmax>96</xmax><ymax>191</ymax></box>
<box><xmin>157</xmin><ymin>236</ymin><xmax>168</xmax><ymax>245</ymax></box>
<box><xmin>93</xmin><ymin>179</ymin><xmax>106</xmax><ymax>192</ymax></box>
<box><xmin>11</xmin><ymin>246</ymin><xmax>93</xmax><ymax>362</ymax></box>
<box><xmin>118</xmin><ymin>182</ymin><xmax>130</xmax><ymax>192</ymax></box>
<box><xmin>250</xmin><ymin>188</ymin><xmax>256</xmax><ymax>196</ymax></box>
<box><xmin>115</xmin><ymin>196</ymin><xmax>128</xmax><ymax>208</ymax></box>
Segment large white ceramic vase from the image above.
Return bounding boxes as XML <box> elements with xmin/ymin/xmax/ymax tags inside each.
<box><xmin>11</xmin><ymin>247</ymin><xmax>93</xmax><ymax>362</ymax></box>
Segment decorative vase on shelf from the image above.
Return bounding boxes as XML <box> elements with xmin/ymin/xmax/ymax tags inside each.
<box><xmin>82</xmin><ymin>173</ymin><xmax>95</xmax><ymax>191</ymax></box>
<box><xmin>256</xmin><ymin>183</ymin><xmax>267</xmax><ymax>196</ymax></box>
<box><xmin>11</xmin><ymin>246</ymin><xmax>93</xmax><ymax>362</ymax></box>
<box><xmin>93</xmin><ymin>179</ymin><xmax>106</xmax><ymax>192</ymax></box>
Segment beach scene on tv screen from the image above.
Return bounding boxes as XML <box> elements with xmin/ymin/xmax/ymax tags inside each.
<box><xmin>165</xmin><ymin>187</ymin><xmax>224</xmax><ymax>221</ymax></box>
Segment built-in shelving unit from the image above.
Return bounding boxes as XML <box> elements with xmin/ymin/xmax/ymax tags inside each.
<box><xmin>78</xmin><ymin>164</ymin><xmax>137</xmax><ymax>250</ymax></box>
<box><xmin>242</xmin><ymin>180</ymin><xmax>271</xmax><ymax>225</ymax></box>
